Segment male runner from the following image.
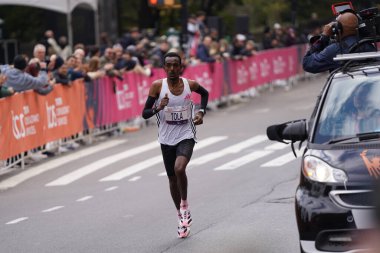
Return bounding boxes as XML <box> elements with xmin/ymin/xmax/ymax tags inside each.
<box><xmin>142</xmin><ymin>52</ymin><xmax>209</xmax><ymax>238</ymax></box>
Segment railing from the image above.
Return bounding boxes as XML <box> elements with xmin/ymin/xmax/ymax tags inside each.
<box><xmin>0</xmin><ymin>45</ymin><xmax>307</xmax><ymax>173</ymax></box>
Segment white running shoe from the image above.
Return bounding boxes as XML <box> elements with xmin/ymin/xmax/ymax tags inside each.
<box><xmin>179</xmin><ymin>208</ymin><xmax>192</xmax><ymax>227</ymax></box>
<box><xmin>177</xmin><ymin>225</ymin><xmax>190</xmax><ymax>238</ymax></box>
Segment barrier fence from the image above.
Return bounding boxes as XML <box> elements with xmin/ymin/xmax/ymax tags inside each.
<box><xmin>0</xmin><ymin>45</ymin><xmax>306</xmax><ymax>164</ymax></box>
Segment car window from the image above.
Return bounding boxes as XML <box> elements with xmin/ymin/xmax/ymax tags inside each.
<box><xmin>314</xmin><ymin>73</ymin><xmax>380</xmax><ymax>144</ymax></box>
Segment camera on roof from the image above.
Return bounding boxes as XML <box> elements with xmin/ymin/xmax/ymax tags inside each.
<box><xmin>332</xmin><ymin>2</ymin><xmax>380</xmax><ymax>39</ymax></box>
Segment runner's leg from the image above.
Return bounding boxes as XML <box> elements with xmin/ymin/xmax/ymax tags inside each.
<box><xmin>175</xmin><ymin>139</ymin><xmax>195</xmax><ymax>228</ymax></box>
<box><xmin>168</xmin><ymin>176</ymin><xmax>181</xmax><ymax>210</ymax></box>
<box><xmin>161</xmin><ymin>144</ymin><xmax>180</xmax><ymax>210</ymax></box>
<box><xmin>174</xmin><ymin>156</ymin><xmax>190</xmax><ymax>202</ymax></box>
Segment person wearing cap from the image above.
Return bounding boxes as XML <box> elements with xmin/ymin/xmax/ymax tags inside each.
<box><xmin>0</xmin><ymin>55</ymin><xmax>52</xmax><ymax>93</ymax></box>
<box><xmin>303</xmin><ymin>11</ymin><xmax>376</xmax><ymax>73</ymax></box>
<box><xmin>270</xmin><ymin>23</ymin><xmax>286</xmax><ymax>48</ymax></box>
<box><xmin>231</xmin><ymin>34</ymin><xmax>247</xmax><ymax>60</ymax></box>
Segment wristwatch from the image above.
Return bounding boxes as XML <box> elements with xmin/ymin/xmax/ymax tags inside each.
<box><xmin>198</xmin><ymin>109</ymin><xmax>205</xmax><ymax>115</ymax></box>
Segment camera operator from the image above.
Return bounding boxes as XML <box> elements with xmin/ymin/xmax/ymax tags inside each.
<box><xmin>303</xmin><ymin>11</ymin><xmax>376</xmax><ymax>74</ymax></box>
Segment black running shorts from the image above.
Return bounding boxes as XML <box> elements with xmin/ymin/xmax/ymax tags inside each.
<box><xmin>160</xmin><ymin>138</ymin><xmax>195</xmax><ymax>177</ymax></box>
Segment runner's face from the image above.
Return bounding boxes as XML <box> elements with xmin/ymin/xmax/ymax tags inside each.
<box><xmin>164</xmin><ymin>57</ymin><xmax>181</xmax><ymax>79</ymax></box>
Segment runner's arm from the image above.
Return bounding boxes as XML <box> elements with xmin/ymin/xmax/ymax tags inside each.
<box><xmin>142</xmin><ymin>81</ymin><xmax>161</xmax><ymax>119</ymax></box>
<box><xmin>193</xmin><ymin>84</ymin><xmax>209</xmax><ymax>115</ymax></box>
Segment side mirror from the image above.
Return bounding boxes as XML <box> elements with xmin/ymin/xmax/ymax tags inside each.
<box><xmin>266</xmin><ymin>119</ymin><xmax>308</xmax><ymax>143</ymax></box>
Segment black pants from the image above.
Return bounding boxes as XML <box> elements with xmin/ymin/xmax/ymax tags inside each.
<box><xmin>160</xmin><ymin>138</ymin><xmax>195</xmax><ymax>177</ymax></box>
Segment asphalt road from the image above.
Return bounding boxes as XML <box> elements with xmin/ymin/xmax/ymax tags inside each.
<box><xmin>0</xmin><ymin>74</ymin><xmax>326</xmax><ymax>253</ymax></box>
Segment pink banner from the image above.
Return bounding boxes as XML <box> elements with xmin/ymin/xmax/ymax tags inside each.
<box><xmin>183</xmin><ymin>63</ymin><xmax>223</xmax><ymax>103</ymax></box>
<box><xmin>229</xmin><ymin>47</ymin><xmax>298</xmax><ymax>93</ymax></box>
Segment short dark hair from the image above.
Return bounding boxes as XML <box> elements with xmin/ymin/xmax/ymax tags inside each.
<box><xmin>163</xmin><ymin>52</ymin><xmax>181</xmax><ymax>66</ymax></box>
<box><xmin>13</xmin><ymin>55</ymin><xmax>27</xmax><ymax>70</ymax></box>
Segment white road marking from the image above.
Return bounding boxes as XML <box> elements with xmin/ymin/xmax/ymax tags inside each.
<box><xmin>6</xmin><ymin>217</ymin><xmax>28</xmax><ymax>225</ymax></box>
<box><xmin>42</xmin><ymin>206</ymin><xmax>64</xmax><ymax>213</ymax></box>
<box><xmin>260</xmin><ymin>149</ymin><xmax>303</xmax><ymax>167</ymax></box>
<box><xmin>189</xmin><ymin>135</ymin><xmax>267</xmax><ymax>168</ymax></box>
<box><xmin>0</xmin><ymin>140</ymin><xmax>127</xmax><ymax>190</ymax></box>
<box><xmin>100</xmin><ymin>136</ymin><xmax>228</xmax><ymax>182</ymax></box>
<box><xmin>76</xmin><ymin>196</ymin><xmax>93</xmax><ymax>202</ymax></box>
<box><xmin>214</xmin><ymin>150</ymin><xmax>273</xmax><ymax>171</ymax></box>
<box><xmin>128</xmin><ymin>176</ymin><xmax>141</xmax><ymax>182</ymax></box>
<box><xmin>99</xmin><ymin>157</ymin><xmax>162</xmax><ymax>182</ymax></box>
<box><xmin>46</xmin><ymin>141</ymin><xmax>159</xmax><ymax>186</ymax></box>
<box><xmin>158</xmin><ymin>172</ymin><xmax>166</xmax><ymax>176</ymax></box>
<box><xmin>264</xmin><ymin>142</ymin><xmax>288</xmax><ymax>151</ymax></box>
<box><xmin>105</xmin><ymin>186</ymin><xmax>119</xmax><ymax>192</ymax></box>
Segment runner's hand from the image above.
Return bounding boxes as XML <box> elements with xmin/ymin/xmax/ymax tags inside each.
<box><xmin>193</xmin><ymin>112</ymin><xmax>204</xmax><ymax>125</ymax></box>
<box><xmin>158</xmin><ymin>93</ymin><xmax>169</xmax><ymax>110</ymax></box>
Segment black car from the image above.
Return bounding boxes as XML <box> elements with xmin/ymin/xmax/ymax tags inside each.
<box><xmin>267</xmin><ymin>51</ymin><xmax>380</xmax><ymax>252</ymax></box>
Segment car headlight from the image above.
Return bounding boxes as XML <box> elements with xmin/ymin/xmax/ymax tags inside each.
<box><xmin>303</xmin><ymin>156</ymin><xmax>348</xmax><ymax>183</ymax></box>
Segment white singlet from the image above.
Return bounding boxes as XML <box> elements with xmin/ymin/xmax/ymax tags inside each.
<box><xmin>156</xmin><ymin>78</ymin><xmax>196</xmax><ymax>145</ymax></box>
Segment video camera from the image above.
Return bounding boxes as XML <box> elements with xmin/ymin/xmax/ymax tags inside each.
<box><xmin>332</xmin><ymin>2</ymin><xmax>380</xmax><ymax>39</ymax></box>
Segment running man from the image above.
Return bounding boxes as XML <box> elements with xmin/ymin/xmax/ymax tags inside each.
<box><xmin>142</xmin><ymin>52</ymin><xmax>209</xmax><ymax>238</ymax></box>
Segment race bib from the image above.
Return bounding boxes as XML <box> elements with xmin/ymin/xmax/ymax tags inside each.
<box><xmin>164</xmin><ymin>105</ymin><xmax>191</xmax><ymax>125</ymax></box>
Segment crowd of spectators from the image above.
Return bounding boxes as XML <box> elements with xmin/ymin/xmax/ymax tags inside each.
<box><xmin>0</xmin><ymin>13</ymin><xmax>310</xmax><ymax>98</ymax></box>
<box><xmin>0</xmin><ymin>14</ymin><xmax>314</xmax><ymax>163</ymax></box>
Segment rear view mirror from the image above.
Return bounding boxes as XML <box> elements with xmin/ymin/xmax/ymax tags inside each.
<box><xmin>267</xmin><ymin>119</ymin><xmax>308</xmax><ymax>143</ymax></box>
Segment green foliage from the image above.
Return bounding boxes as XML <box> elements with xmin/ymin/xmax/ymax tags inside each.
<box><xmin>0</xmin><ymin>6</ymin><xmax>45</xmax><ymax>42</ymax></box>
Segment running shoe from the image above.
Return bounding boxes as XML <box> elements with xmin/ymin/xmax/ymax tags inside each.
<box><xmin>179</xmin><ymin>208</ymin><xmax>192</xmax><ymax>227</ymax></box>
<box><xmin>177</xmin><ymin>225</ymin><xmax>190</xmax><ymax>238</ymax></box>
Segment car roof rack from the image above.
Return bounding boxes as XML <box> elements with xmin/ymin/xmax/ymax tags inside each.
<box><xmin>333</xmin><ymin>51</ymin><xmax>380</xmax><ymax>61</ymax></box>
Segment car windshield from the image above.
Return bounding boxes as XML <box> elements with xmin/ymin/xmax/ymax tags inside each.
<box><xmin>314</xmin><ymin>72</ymin><xmax>380</xmax><ymax>144</ymax></box>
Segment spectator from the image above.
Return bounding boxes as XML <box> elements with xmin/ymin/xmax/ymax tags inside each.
<box><xmin>0</xmin><ymin>55</ymin><xmax>52</xmax><ymax>93</ymax></box>
<box><xmin>166</xmin><ymin>27</ymin><xmax>180</xmax><ymax>49</ymax></box>
<box><xmin>150</xmin><ymin>40</ymin><xmax>170</xmax><ymax>67</ymax></box>
<box><xmin>86</xmin><ymin>56</ymin><xmax>106</xmax><ymax>80</ymax></box>
<box><xmin>241</xmin><ymin>40</ymin><xmax>257</xmax><ymax>57</ymax></box>
<box><xmin>231</xmin><ymin>34</ymin><xmax>247</xmax><ymax>60</ymax></box>
<box><xmin>99</xmin><ymin>32</ymin><xmax>113</xmax><ymax>55</ymax></box>
<box><xmin>33</xmin><ymin>44</ymin><xmax>48</xmax><ymax>63</ymax></box>
<box><xmin>196</xmin><ymin>11</ymin><xmax>209</xmax><ymax>39</ymax></box>
<box><xmin>47</xmin><ymin>35</ymin><xmax>72</xmax><ymax>60</ymax></box>
<box><xmin>40</xmin><ymin>30</ymin><xmax>54</xmax><ymax>56</ymax></box>
<box><xmin>262</xmin><ymin>26</ymin><xmax>273</xmax><ymax>50</ymax></box>
<box><xmin>123</xmin><ymin>50</ymin><xmax>152</xmax><ymax>77</ymax></box>
<box><xmin>209</xmin><ymin>40</ymin><xmax>220</xmax><ymax>59</ymax></box>
<box><xmin>271</xmin><ymin>23</ymin><xmax>286</xmax><ymax>48</ymax></box>
<box><xmin>209</xmin><ymin>28</ymin><xmax>219</xmax><ymax>42</ymax></box>
<box><xmin>196</xmin><ymin>35</ymin><xmax>219</xmax><ymax>63</ymax></box>
<box><xmin>120</xmin><ymin>27</ymin><xmax>140</xmax><ymax>49</ymax></box>
<box><xmin>285</xmin><ymin>27</ymin><xmax>298</xmax><ymax>47</ymax></box>
<box><xmin>100</xmin><ymin>47</ymin><xmax>116</xmax><ymax>68</ymax></box>
<box><xmin>52</xmin><ymin>63</ymin><xmax>71</xmax><ymax>86</ymax></box>
<box><xmin>66</xmin><ymin>55</ymin><xmax>88</xmax><ymax>81</ymax></box>
<box><xmin>0</xmin><ymin>73</ymin><xmax>14</xmax><ymax>98</ymax></box>
<box><xmin>186</xmin><ymin>14</ymin><xmax>199</xmax><ymax>58</ymax></box>
<box><xmin>219</xmin><ymin>38</ymin><xmax>231</xmax><ymax>59</ymax></box>
<box><xmin>74</xmin><ymin>48</ymin><xmax>86</xmax><ymax>64</ymax></box>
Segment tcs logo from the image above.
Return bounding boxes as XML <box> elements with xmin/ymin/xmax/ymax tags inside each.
<box><xmin>11</xmin><ymin>111</ymin><xmax>26</xmax><ymax>140</ymax></box>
